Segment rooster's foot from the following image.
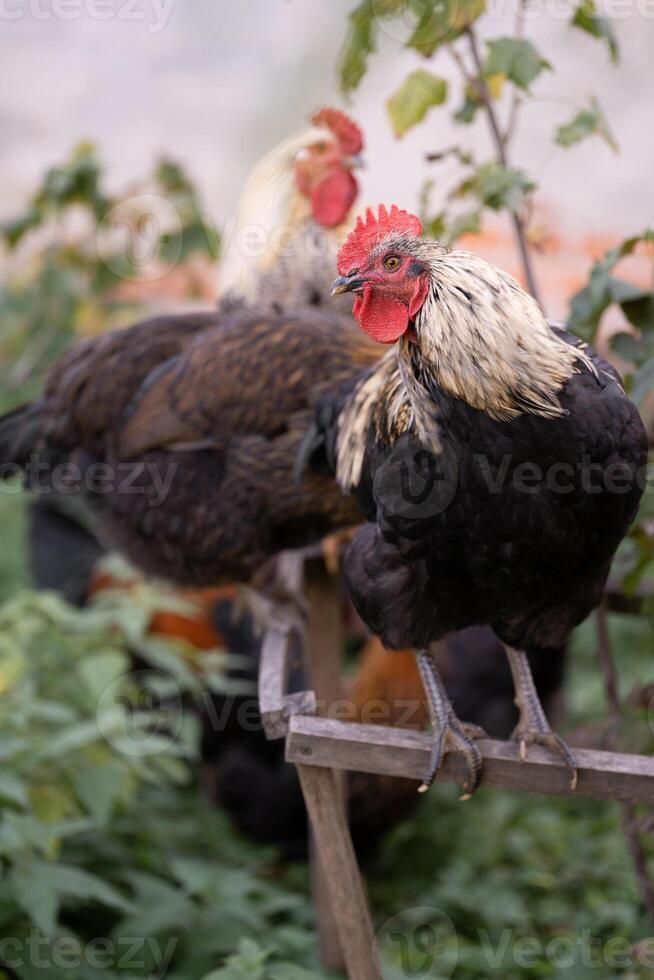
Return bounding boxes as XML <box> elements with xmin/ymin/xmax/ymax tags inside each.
<box><xmin>505</xmin><ymin>645</ymin><xmax>578</xmax><ymax>790</ymax></box>
<box><xmin>416</xmin><ymin>648</ymin><xmax>484</xmax><ymax>798</ymax></box>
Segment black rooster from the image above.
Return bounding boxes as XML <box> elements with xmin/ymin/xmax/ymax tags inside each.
<box><xmin>309</xmin><ymin>205</ymin><xmax>647</xmax><ymax>793</ymax></box>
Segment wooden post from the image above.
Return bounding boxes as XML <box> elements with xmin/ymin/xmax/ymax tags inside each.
<box><xmin>297</xmin><ymin>764</ymin><xmax>382</xmax><ymax>980</ymax></box>
<box><xmin>303</xmin><ymin>560</ymin><xmax>349</xmax><ymax>971</ymax></box>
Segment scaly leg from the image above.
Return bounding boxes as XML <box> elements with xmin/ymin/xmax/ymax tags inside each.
<box><xmin>416</xmin><ymin>648</ymin><xmax>484</xmax><ymax>798</ymax></box>
<box><xmin>505</xmin><ymin>645</ymin><xmax>578</xmax><ymax>790</ymax></box>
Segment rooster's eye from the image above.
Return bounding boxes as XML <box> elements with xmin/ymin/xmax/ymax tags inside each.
<box><xmin>384</xmin><ymin>255</ymin><xmax>401</xmax><ymax>271</ymax></box>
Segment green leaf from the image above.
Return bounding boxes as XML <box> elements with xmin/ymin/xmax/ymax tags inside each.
<box><xmin>337</xmin><ymin>0</ymin><xmax>378</xmax><ymax>94</ymax></box>
<box><xmin>9</xmin><ymin>862</ymin><xmax>59</xmax><ymax>935</ymax></box>
<box><xmin>269</xmin><ymin>966</ymin><xmax>326</xmax><ymax>980</ymax></box>
<box><xmin>456</xmin><ymin>162</ymin><xmax>535</xmax><ymax>212</ymax></box>
<box><xmin>555</xmin><ymin>97</ymin><xmax>617</xmax><ymax>151</ymax></box>
<box><xmin>610</xmin><ymin>332</ymin><xmax>646</xmax><ymax>363</ymax></box>
<box><xmin>387</xmin><ymin>70</ymin><xmax>448</xmax><ymax>137</ymax></box>
<box><xmin>78</xmin><ymin>649</ymin><xmax>127</xmax><ymax>701</ymax></box>
<box><xmin>454</xmin><ymin>90</ymin><xmax>482</xmax><ymax>124</ymax></box>
<box><xmin>407</xmin><ymin>0</ymin><xmax>485</xmax><ymax>56</ymax></box>
<box><xmin>0</xmin><ymin>772</ymin><xmax>29</xmax><ymax>809</ymax></box>
<box><xmin>484</xmin><ymin>37</ymin><xmax>551</xmax><ymax>90</ymax></box>
<box><xmin>73</xmin><ymin>762</ymin><xmax>131</xmax><ymax>823</ymax></box>
<box><xmin>631</xmin><ymin>355</ymin><xmax>654</xmax><ymax>405</ymax></box>
<box><xmin>445</xmin><ymin>210</ymin><xmax>482</xmax><ymax>244</ymax></box>
<box><xmin>620</xmin><ymin>293</ymin><xmax>654</xmax><ymax>332</ymax></box>
<box><xmin>567</xmin><ymin>231</ymin><xmax>654</xmax><ymax>339</ymax></box>
<box><xmin>170</xmin><ymin>855</ymin><xmax>218</xmax><ymax>896</ymax></box>
<box><xmin>9</xmin><ymin>860</ymin><xmax>131</xmax><ymax>935</ymax></box>
<box><xmin>571</xmin><ymin>0</ymin><xmax>619</xmax><ymax>63</ymax></box>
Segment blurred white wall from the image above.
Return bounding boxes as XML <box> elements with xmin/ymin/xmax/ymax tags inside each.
<box><xmin>1</xmin><ymin>0</ymin><xmax>653</xmax><ymax>239</ymax></box>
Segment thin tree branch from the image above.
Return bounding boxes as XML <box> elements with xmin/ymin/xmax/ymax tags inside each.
<box><xmin>463</xmin><ymin>27</ymin><xmax>543</xmax><ymax>309</ymax></box>
<box><xmin>447</xmin><ymin>43</ymin><xmax>477</xmax><ymax>88</ymax></box>
<box><xmin>505</xmin><ymin>0</ymin><xmax>525</xmax><ymax>147</ymax></box>
<box><xmin>595</xmin><ymin>601</ymin><xmax>654</xmax><ymax>925</ymax></box>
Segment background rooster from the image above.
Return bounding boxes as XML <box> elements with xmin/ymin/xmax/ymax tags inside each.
<box><xmin>0</xmin><ymin>108</ymin><xmax>377</xmax><ymax>595</ymax></box>
<box><xmin>311</xmin><ymin>205</ymin><xmax>647</xmax><ymax>794</ymax></box>
<box><xmin>218</xmin><ymin>107</ymin><xmax>364</xmax><ymax>315</ymax></box>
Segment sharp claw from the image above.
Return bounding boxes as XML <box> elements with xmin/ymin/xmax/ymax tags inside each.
<box><xmin>415</xmin><ymin>649</ymin><xmax>484</xmax><ymax>797</ymax></box>
<box><xmin>418</xmin><ymin>721</ymin><xmax>483</xmax><ymax>796</ymax></box>
<box><xmin>513</xmin><ymin>728</ymin><xmax>578</xmax><ymax>790</ymax></box>
<box><xmin>419</xmin><ymin>728</ymin><xmax>446</xmax><ymax>793</ymax></box>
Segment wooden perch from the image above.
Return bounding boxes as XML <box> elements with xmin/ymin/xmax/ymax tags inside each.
<box><xmin>258</xmin><ymin>625</ymin><xmax>315</xmax><ymax>738</ymax></box>
<box><xmin>257</xmin><ymin>549</ymin><xmax>316</xmax><ymax>738</ymax></box>
<box><xmin>286</xmin><ymin>714</ymin><xmax>654</xmax><ymax>805</ymax></box>
<box><xmin>256</xmin><ymin>552</ymin><xmax>654</xmax><ymax>979</ymax></box>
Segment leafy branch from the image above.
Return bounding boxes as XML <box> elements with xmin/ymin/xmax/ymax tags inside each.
<box><xmin>337</xmin><ymin>0</ymin><xmax>621</xmax><ymax>309</ymax></box>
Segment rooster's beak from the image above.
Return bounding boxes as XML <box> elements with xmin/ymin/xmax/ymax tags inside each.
<box><xmin>331</xmin><ymin>274</ymin><xmax>365</xmax><ymax>296</ymax></box>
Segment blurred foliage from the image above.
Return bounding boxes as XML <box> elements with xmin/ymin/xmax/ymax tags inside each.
<box><xmin>0</xmin><ymin>143</ymin><xmax>217</xmax><ymax>413</ymax></box>
<box><xmin>0</xmin><ymin>563</ymin><xmax>654</xmax><ymax>976</ymax></box>
<box><xmin>0</xmin><ymin>590</ymin><xmax>328</xmax><ymax>979</ymax></box>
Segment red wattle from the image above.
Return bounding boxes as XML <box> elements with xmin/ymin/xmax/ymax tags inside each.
<box><xmin>311</xmin><ymin>170</ymin><xmax>358</xmax><ymax>228</ymax></box>
<box><xmin>353</xmin><ymin>285</ymin><xmax>410</xmax><ymax>344</ymax></box>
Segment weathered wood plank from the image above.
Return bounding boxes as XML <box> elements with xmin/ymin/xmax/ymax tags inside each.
<box><xmin>297</xmin><ymin>764</ymin><xmax>382</xmax><ymax>980</ymax></box>
<box><xmin>286</xmin><ymin>715</ymin><xmax>654</xmax><ymax>805</ymax></box>
<box><xmin>304</xmin><ymin>564</ymin><xmax>348</xmax><ymax>972</ymax></box>
<box><xmin>257</xmin><ymin>550</ymin><xmax>315</xmax><ymax>739</ymax></box>
<box><xmin>258</xmin><ymin>626</ymin><xmax>316</xmax><ymax>739</ymax></box>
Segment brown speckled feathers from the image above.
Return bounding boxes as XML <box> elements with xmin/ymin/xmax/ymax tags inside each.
<box><xmin>3</xmin><ymin>307</ymin><xmax>383</xmax><ymax>586</ymax></box>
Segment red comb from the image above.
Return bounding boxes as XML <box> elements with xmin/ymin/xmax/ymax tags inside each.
<box><xmin>337</xmin><ymin>205</ymin><xmax>423</xmax><ymax>274</ymax></box>
<box><xmin>310</xmin><ymin>107</ymin><xmax>364</xmax><ymax>155</ymax></box>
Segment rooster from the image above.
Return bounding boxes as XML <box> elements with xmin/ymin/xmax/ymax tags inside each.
<box><xmin>218</xmin><ymin>106</ymin><xmax>364</xmax><ymax>314</ymax></box>
<box><xmin>307</xmin><ymin>205</ymin><xmax>647</xmax><ymax>794</ymax></box>
<box><xmin>0</xmin><ymin>107</ymin><xmax>379</xmax><ymax>594</ymax></box>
